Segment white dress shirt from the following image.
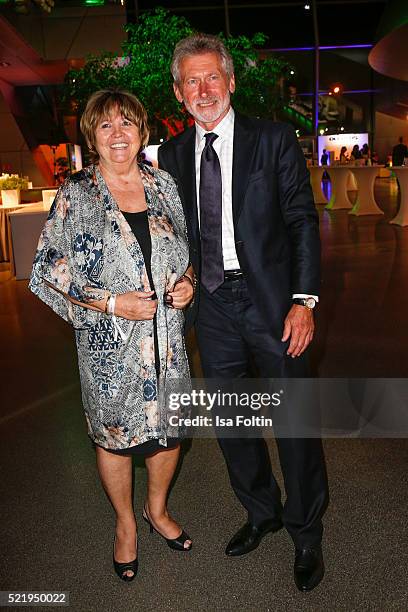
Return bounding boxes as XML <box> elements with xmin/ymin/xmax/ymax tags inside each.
<box><xmin>194</xmin><ymin>107</ymin><xmax>318</xmax><ymax>301</ymax></box>
<box><xmin>195</xmin><ymin>107</ymin><xmax>239</xmax><ymax>271</ymax></box>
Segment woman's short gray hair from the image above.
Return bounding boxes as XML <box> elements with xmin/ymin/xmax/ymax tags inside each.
<box><xmin>171</xmin><ymin>33</ymin><xmax>234</xmax><ymax>84</ymax></box>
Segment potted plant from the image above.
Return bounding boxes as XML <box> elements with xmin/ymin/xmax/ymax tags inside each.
<box><xmin>0</xmin><ymin>175</ymin><xmax>29</xmax><ymax>206</ymax></box>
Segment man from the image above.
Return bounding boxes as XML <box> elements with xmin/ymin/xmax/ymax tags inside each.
<box><xmin>392</xmin><ymin>136</ymin><xmax>408</xmax><ymax>167</ymax></box>
<box><xmin>320</xmin><ymin>148</ymin><xmax>329</xmax><ymax>165</ymax></box>
<box><xmin>158</xmin><ymin>33</ymin><xmax>329</xmax><ymax>592</ymax></box>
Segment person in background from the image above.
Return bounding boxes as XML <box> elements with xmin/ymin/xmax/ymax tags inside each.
<box><xmin>361</xmin><ymin>143</ymin><xmax>371</xmax><ymax>165</ymax></box>
<box><xmin>158</xmin><ymin>33</ymin><xmax>329</xmax><ymax>593</ymax></box>
<box><xmin>29</xmin><ymin>89</ymin><xmax>195</xmax><ymax>583</ymax></box>
<box><xmin>339</xmin><ymin>146</ymin><xmax>348</xmax><ymax>163</ymax></box>
<box><xmin>320</xmin><ymin>148</ymin><xmax>329</xmax><ymax>165</ymax></box>
<box><xmin>392</xmin><ymin>136</ymin><xmax>408</xmax><ymax>167</ymax></box>
<box><xmin>350</xmin><ymin>144</ymin><xmax>362</xmax><ymax>161</ymax></box>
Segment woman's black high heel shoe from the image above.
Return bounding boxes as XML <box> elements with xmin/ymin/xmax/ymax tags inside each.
<box><xmin>113</xmin><ymin>536</ymin><xmax>138</xmax><ymax>582</ymax></box>
<box><xmin>142</xmin><ymin>506</ymin><xmax>192</xmax><ymax>552</ymax></box>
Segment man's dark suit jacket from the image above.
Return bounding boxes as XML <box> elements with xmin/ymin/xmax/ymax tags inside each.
<box><xmin>158</xmin><ymin>111</ymin><xmax>320</xmax><ymax>338</ymax></box>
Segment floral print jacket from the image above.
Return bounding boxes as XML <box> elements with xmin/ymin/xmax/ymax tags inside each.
<box><xmin>29</xmin><ymin>163</ymin><xmax>190</xmax><ymax>450</ymax></box>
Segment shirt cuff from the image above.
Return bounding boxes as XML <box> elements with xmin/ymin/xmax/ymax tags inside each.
<box><xmin>292</xmin><ymin>293</ymin><xmax>319</xmax><ymax>302</ymax></box>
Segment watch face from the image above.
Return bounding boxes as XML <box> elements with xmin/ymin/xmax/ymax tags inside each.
<box><xmin>305</xmin><ymin>297</ymin><xmax>316</xmax><ymax>309</ymax></box>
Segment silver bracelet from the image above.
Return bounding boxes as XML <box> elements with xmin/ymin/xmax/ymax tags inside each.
<box><xmin>106</xmin><ymin>294</ymin><xmax>116</xmax><ymax>316</ymax></box>
<box><xmin>104</xmin><ymin>291</ymin><xmax>112</xmax><ymax>314</ymax></box>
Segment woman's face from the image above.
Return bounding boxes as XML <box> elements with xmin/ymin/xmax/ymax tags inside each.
<box><xmin>94</xmin><ymin>107</ymin><xmax>141</xmax><ymax>168</ymax></box>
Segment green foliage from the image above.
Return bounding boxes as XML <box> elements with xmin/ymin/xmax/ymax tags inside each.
<box><xmin>63</xmin><ymin>7</ymin><xmax>192</xmax><ymax>127</ymax></box>
<box><xmin>222</xmin><ymin>32</ymin><xmax>292</xmax><ymax>118</ymax></box>
<box><xmin>121</xmin><ymin>8</ymin><xmax>193</xmax><ymax>123</ymax></box>
<box><xmin>62</xmin><ymin>7</ymin><xmax>292</xmax><ymax>133</ymax></box>
<box><xmin>62</xmin><ymin>52</ymin><xmax>125</xmax><ymax>114</ymax></box>
<box><xmin>0</xmin><ymin>175</ymin><xmax>29</xmax><ymax>190</ymax></box>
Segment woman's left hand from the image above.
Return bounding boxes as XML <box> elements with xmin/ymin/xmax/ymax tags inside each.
<box><xmin>165</xmin><ymin>275</ymin><xmax>194</xmax><ymax>309</ymax></box>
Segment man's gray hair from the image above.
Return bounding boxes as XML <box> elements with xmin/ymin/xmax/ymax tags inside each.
<box><xmin>171</xmin><ymin>33</ymin><xmax>234</xmax><ymax>84</ymax></box>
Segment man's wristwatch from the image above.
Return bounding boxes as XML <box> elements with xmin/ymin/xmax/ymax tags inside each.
<box><xmin>293</xmin><ymin>297</ymin><xmax>317</xmax><ymax>310</ymax></box>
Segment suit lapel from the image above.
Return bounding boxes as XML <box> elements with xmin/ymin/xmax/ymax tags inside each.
<box><xmin>232</xmin><ymin>112</ymin><xmax>259</xmax><ymax>225</ymax></box>
<box><xmin>174</xmin><ymin>127</ymin><xmax>199</xmax><ymax>242</ymax></box>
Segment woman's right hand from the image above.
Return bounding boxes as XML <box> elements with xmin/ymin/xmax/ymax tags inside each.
<box><xmin>114</xmin><ymin>290</ymin><xmax>158</xmax><ymax>320</ymax></box>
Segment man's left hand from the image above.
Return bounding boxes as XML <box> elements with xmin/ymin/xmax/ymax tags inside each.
<box><xmin>281</xmin><ymin>304</ymin><xmax>315</xmax><ymax>358</ymax></box>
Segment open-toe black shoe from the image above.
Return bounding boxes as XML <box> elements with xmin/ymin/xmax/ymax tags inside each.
<box><xmin>142</xmin><ymin>506</ymin><xmax>192</xmax><ymax>552</ymax></box>
<box><xmin>113</xmin><ymin>536</ymin><xmax>138</xmax><ymax>582</ymax></box>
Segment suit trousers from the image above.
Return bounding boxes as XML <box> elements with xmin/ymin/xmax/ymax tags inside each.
<box><xmin>195</xmin><ymin>276</ymin><xmax>329</xmax><ymax>548</ymax></box>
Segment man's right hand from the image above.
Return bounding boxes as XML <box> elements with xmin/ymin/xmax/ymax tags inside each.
<box><xmin>114</xmin><ymin>290</ymin><xmax>158</xmax><ymax>320</ymax></box>
<box><xmin>281</xmin><ymin>304</ymin><xmax>315</xmax><ymax>358</ymax></box>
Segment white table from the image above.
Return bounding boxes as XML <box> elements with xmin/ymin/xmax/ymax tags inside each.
<box><xmin>348</xmin><ymin>166</ymin><xmax>383</xmax><ymax>216</ymax></box>
<box><xmin>347</xmin><ymin>172</ymin><xmax>358</xmax><ymax>191</ymax></box>
<box><xmin>390</xmin><ymin>167</ymin><xmax>408</xmax><ymax>226</ymax></box>
<box><xmin>325</xmin><ymin>166</ymin><xmax>353</xmax><ymax>210</ymax></box>
<box><xmin>8</xmin><ymin>203</ymin><xmax>49</xmax><ymax>279</ymax></box>
<box><xmin>308</xmin><ymin>166</ymin><xmax>328</xmax><ymax>205</ymax></box>
<box><xmin>0</xmin><ymin>202</ymin><xmax>44</xmax><ymax>262</ymax></box>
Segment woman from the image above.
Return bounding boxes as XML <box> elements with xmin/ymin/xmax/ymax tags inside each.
<box><xmin>361</xmin><ymin>143</ymin><xmax>371</xmax><ymax>165</ymax></box>
<box><xmin>339</xmin><ymin>146</ymin><xmax>348</xmax><ymax>163</ymax></box>
<box><xmin>29</xmin><ymin>89</ymin><xmax>195</xmax><ymax>582</ymax></box>
<box><xmin>350</xmin><ymin>144</ymin><xmax>362</xmax><ymax>161</ymax></box>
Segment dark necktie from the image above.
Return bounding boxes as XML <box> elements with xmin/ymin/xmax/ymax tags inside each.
<box><xmin>199</xmin><ymin>132</ymin><xmax>224</xmax><ymax>293</ymax></box>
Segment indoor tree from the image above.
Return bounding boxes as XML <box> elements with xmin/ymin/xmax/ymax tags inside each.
<box><xmin>62</xmin><ymin>7</ymin><xmax>292</xmax><ymax>137</ymax></box>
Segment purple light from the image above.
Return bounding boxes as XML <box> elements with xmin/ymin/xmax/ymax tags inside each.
<box><xmin>320</xmin><ymin>44</ymin><xmax>373</xmax><ymax>50</ymax></box>
<box><xmin>341</xmin><ymin>89</ymin><xmax>380</xmax><ymax>94</ymax></box>
<box><xmin>271</xmin><ymin>46</ymin><xmax>314</xmax><ymax>51</ymax></box>
<box><xmin>268</xmin><ymin>44</ymin><xmax>373</xmax><ymax>52</ymax></box>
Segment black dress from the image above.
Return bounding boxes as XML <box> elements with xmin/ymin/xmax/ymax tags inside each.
<box><xmin>103</xmin><ymin>209</ymin><xmax>179</xmax><ymax>456</ymax></box>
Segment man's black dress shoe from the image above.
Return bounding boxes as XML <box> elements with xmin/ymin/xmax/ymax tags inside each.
<box><xmin>225</xmin><ymin>518</ymin><xmax>283</xmax><ymax>557</ymax></box>
<box><xmin>294</xmin><ymin>546</ymin><xmax>324</xmax><ymax>592</ymax></box>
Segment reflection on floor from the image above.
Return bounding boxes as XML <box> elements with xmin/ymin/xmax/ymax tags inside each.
<box><xmin>313</xmin><ymin>176</ymin><xmax>407</xmax><ymax>376</ymax></box>
<box><xmin>1</xmin><ymin>177</ymin><xmax>407</xmax><ymax>610</ymax></box>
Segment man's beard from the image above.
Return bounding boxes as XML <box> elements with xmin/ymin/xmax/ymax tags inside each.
<box><xmin>184</xmin><ymin>93</ymin><xmax>231</xmax><ymax>125</ymax></box>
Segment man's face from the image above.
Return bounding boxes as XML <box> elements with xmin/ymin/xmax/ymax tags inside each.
<box><xmin>174</xmin><ymin>52</ymin><xmax>235</xmax><ymax>130</ymax></box>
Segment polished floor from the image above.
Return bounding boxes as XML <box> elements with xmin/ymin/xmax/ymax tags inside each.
<box><xmin>313</xmin><ymin>177</ymin><xmax>408</xmax><ymax>377</ymax></box>
<box><xmin>1</xmin><ymin>177</ymin><xmax>408</xmax><ymax>611</ymax></box>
